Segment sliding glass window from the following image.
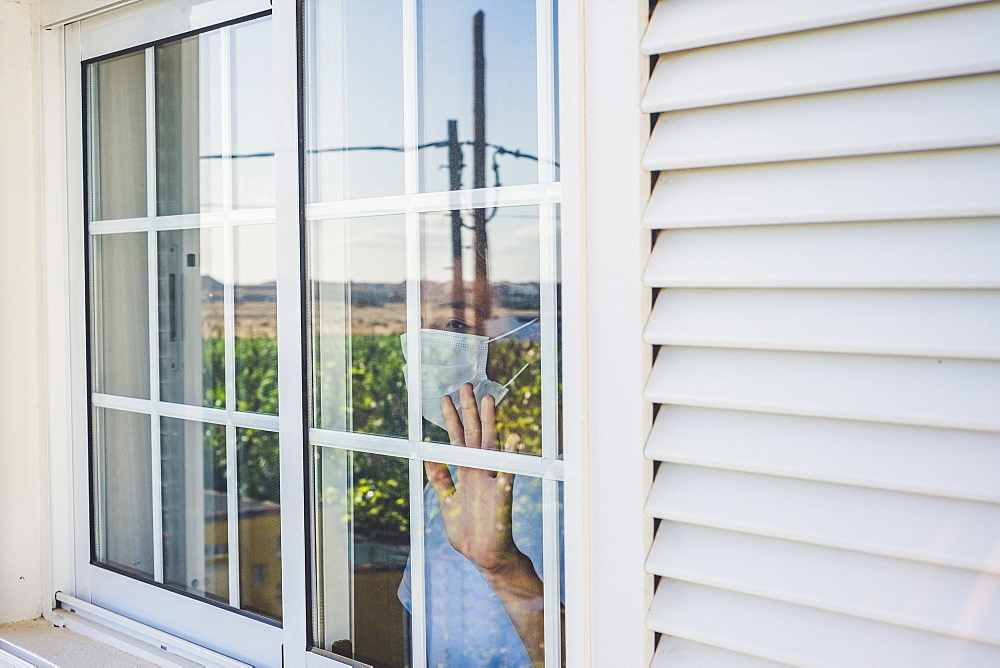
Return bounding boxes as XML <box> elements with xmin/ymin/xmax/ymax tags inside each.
<box><xmin>84</xmin><ymin>1</ymin><xmax>565</xmax><ymax>664</ymax></box>
<box><xmin>86</xmin><ymin>13</ymin><xmax>282</xmax><ymax>623</ymax></box>
<box><xmin>305</xmin><ymin>1</ymin><xmax>564</xmax><ymax>666</ymax></box>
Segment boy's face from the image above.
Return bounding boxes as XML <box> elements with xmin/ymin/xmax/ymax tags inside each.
<box><xmin>423</xmin><ymin>302</ymin><xmax>473</xmax><ymax>334</ymax></box>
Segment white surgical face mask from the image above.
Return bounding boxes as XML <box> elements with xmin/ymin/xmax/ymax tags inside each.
<box><xmin>400</xmin><ymin>319</ymin><xmax>536</xmax><ymax>430</ymax></box>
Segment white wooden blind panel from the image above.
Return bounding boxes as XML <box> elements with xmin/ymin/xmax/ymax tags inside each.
<box><xmin>647</xmin><ymin>580</ymin><xmax>1000</xmax><ymax>667</ymax></box>
<box><xmin>644</xmin><ymin>147</ymin><xmax>1000</xmax><ymax>229</ymax></box>
<box><xmin>641</xmin><ymin>0</ymin><xmax>989</xmax><ymax>55</ymax></box>
<box><xmin>644</xmin><ymin>289</ymin><xmax>1000</xmax><ymax>359</ymax></box>
<box><xmin>648</xmin><ymin>522</ymin><xmax>1000</xmax><ymax>643</ymax></box>
<box><xmin>646</xmin><ymin>347</ymin><xmax>1000</xmax><ymax>432</ymax></box>
<box><xmin>642</xmin><ymin>3</ymin><xmax>1000</xmax><ymax>113</ymax></box>
<box><xmin>653</xmin><ymin>637</ymin><xmax>790</xmax><ymax>667</ymax></box>
<box><xmin>644</xmin><ymin>74</ymin><xmax>1000</xmax><ymax>171</ymax></box>
<box><xmin>646</xmin><ymin>466</ymin><xmax>1000</xmax><ymax>573</ymax></box>
<box><xmin>644</xmin><ymin>220</ymin><xmax>1000</xmax><ymax>288</ymax></box>
<box><xmin>642</xmin><ymin>0</ymin><xmax>1000</xmax><ymax>663</ymax></box>
<box><xmin>645</xmin><ymin>406</ymin><xmax>1000</xmax><ymax>503</ymax></box>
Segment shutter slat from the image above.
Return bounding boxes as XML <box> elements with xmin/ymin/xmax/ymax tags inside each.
<box><xmin>642</xmin><ymin>3</ymin><xmax>1000</xmax><ymax>113</ymax></box>
<box><xmin>644</xmin><ymin>289</ymin><xmax>1000</xmax><ymax>360</ymax></box>
<box><xmin>643</xmin><ymin>74</ymin><xmax>1000</xmax><ymax>171</ymax></box>
<box><xmin>644</xmin><ymin>220</ymin><xmax>1000</xmax><ymax>288</ymax></box>
<box><xmin>647</xmin><ymin>580</ymin><xmax>1000</xmax><ymax>667</ymax></box>
<box><xmin>645</xmin><ymin>406</ymin><xmax>1000</xmax><ymax>503</ymax></box>
<box><xmin>645</xmin><ymin>466</ymin><xmax>1000</xmax><ymax>573</ymax></box>
<box><xmin>646</xmin><ymin>347</ymin><xmax>1000</xmax><ymax>432</ymax></box>
<box><xmin>648</xmin><ymin>522</ymin><xmax>1000</xmax><ymax>643</ymax></box>
<box><xmin>643</xmin><ymin>148</ymin><xmax>1000</xmax><ymax>229</ymax></box>
<box><xmin>653</xmin><ymin>637</ymin><xmax>790</xmax><ymax>667</ymax></box>
<box><xmin>641</xmin><ymin>0</ymin><xmax>989</xmax><ymax>55</ymax></box>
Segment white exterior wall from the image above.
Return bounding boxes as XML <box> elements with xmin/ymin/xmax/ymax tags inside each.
<box><xmin>641</xmin><ymin>1</ymin><xmax>1000</xmax><ymax>665</ymax></box>
<box><xmin>0</xmin><ymin>0</ymin><xmax>45</xmax><ymax>625</ymax></box>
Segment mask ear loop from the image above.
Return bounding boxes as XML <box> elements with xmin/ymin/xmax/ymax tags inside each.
<box><xmin>487</xmin><ymin>317</ymin><xmax>540</xmax><ymax>388</ymax></box>
<box><xmin>487</xmin><ymin>317</ymin><xmax>540</xmax><ymax>343</ymax></box>
<box><xmin>503</xmin><ymin>361</ymin><xmax>533</xmax><ymax>388</ymax></box>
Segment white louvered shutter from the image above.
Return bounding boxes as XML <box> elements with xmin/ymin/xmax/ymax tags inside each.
<box><xmin>640</xmin><ymin>1</ymin><xmax>1000</xmax><ymax>665</ymax></box>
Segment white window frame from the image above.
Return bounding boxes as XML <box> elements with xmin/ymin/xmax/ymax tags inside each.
<box><xmin>38</xmin><ymin>0</ymin><xmax>594</xmax><ymax>666</ymax></box>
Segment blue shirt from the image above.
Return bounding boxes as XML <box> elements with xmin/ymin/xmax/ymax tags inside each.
<box><xmin>398</xmin><ymin>475</ymin><xmax>551</xmax><ymax>667</ymax></box>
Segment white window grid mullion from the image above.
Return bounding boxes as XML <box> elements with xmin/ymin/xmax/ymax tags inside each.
<box><xmin>403</xmin><ymin>0</ymin><xmax>419</xmax><ymax>197</ymax></box>
<box><xmin>220</xmin><ymin>24</ymin><xmax>241</xmax><ymax>610</ymax></box>
<box><xmin>310</xmin><ymin>429</ymin><xmax>411</xmax><ymax>460</ymax></box>
<box><xmin>407</xmin><ymin>456</ymin><xmax>427</xmax><ymax>668</ymax></box>
<box><xmin>226</xmin><ymin>422</ymin><xmax>240</xmax><ymax>608</ymax></box>
<box><xmin>542</xmin><ymin>477</ymin><xmax>562</xmax><ymax>668</ymax></box>
<box><xmin>404</xmin><ymin>205</ymin><xmax>427</xmax><ymax>667</ymax></box>
<box><xmin>536</xmin><ymin>0</ymin><xmax>556</xmax><ymax>185</ymax></box>
<box><xmin>157</xmin><ymin>400</ymin><xmax>227</xmax><ymax>425</ymax></box>
<box><xmin>92</xmin><ymin>392</ymin><xmax>153</xmax><ymax>414</ymax></box>
<box><xmin>220</xmin><ymin>26</ymin><xmax>235</xmax><ymax>214</ymax></box>
<box><xmin>89</xmin><ymin>216</ymin><xmax>153</xmax><ymax>234</ymax></box>
<box><xmin>88</xmin><ymin>211</ymin><xmax>275</xmax><ymax>236</ymax></box>
<box><xmin>148</xmin><ymin>399</ymin><xmax>280</xmax><ymax>431</ymax></box>
<box><xmin>309</xmin><ymin>428</ymin><xmax>564</xmax><ymax>482</ymax></box>
<box><xmin>232</xmin><ymin>410</ymin><xmax>281</xmax><ymax>431</ymax></box>
<box><xmin>540</xmin><ymin>201</ymin><xmax>559</xmax><ymax>465</ymax></box>
<box><xmin>414</xmin><ymin>442</ymin><xmax>563</xmax><ymax>481</ymax></box>
<box><xmin>223</xmin><ymin>216</ymin><xmax>240</xmax><ymax>609</ymax></box>
<box><xmin>305</xmin><ymin>182</ymin><xmax>562</xmax><ymax>221</ymax></box>
<box><xmin>403</xmin><ymin>0</ymin><xmax>427</xmax><ymax>663</ymax></box>
<box><xmin>145</xmin><ymin>45</ymin><xmax>165</xmax><ymax>584</ymax></box>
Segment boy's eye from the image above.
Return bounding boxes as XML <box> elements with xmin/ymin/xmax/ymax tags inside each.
<box><xmin>445</xmin><ymin>318</ymin><xmax>471</xmax><ymax>332</ymax></box>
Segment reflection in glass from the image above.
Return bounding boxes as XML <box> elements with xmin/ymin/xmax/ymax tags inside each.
<box><xmin>313</xmin><ymin>448</ymin><xmax>410</xmax><ymax>665</ymax></box>
<box><xmin>92</xmin><ymin>407</ymin><xmax>154</xmax><ymax>578</ymax></box>
<box><xmin>419</xmin><ymin>0</ymin><xmax>538</xmax><ymax>192</ymax></box>
<box><xmin>157</xmin><ymin>228</ymin><xmax>225</xmax><ymax>408</ymax></box>
<box><xmin>161</xmin><ymin>418</ymin><xmax>228</xmax><ymax>602</ymax></box>
<box><xmin>306</xmin><ymin>0</ymin><xmax>404</xmax><ymax>202</ymax></box>
<box><xmin>90</xmin><ymin>232</ymin><xmax>150</xmax><ymax>399</ymax></box>
<box><xmin>231</xmin><ymin>17</ymin><xmax>274</xmax><ymax>209</ymax></box>
<box><xmin>86</xmin><ymin>51</ymin><xmax>147</xmax><ymax>221</ymax></box>
<box><xmin>234</xmin><ymin>224</ymin><xmax>278</xmax><ymax>414</ymax></box>
<box><xmin>309</xmin><ymin>216</ymin><xmax>407</xmax><ymax>435</ymax></box>
<box><xmin>411</xmin><ymin>468</ymin><xmax>560</xmax><ymax>666</ymax></box>
<box><xmin>237</xmin><ymin>428</ymin><xmax>282</xmax><ymax>620</ymax></box>
<box><xmin>419</xmin><ymin>207</ymin><xmax>542</xmax><ymax>453</ymax></box>
<box><xmin>155</xmin><ymin>30</ymin><xmax>224</xmax><ymax>215</ymax></box>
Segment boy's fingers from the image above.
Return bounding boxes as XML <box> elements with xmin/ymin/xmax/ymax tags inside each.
<box><xmin>424</xmin><ymin>461</ymin><xmax>456</xmax><ymax>499</ymax></box>
<box><xmin>441</xmin><ymin>394</ymin><xmax>465</xmax><ymax>447</ymax></box>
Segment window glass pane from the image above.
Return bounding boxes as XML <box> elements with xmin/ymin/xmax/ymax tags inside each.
<box><xmin>87</xmin><ymin>51</ymin><xmax>147</xmax><ymax>221</ymax></box>
<box><xmin>237</xmin><ymin>428</ymin><xmax>282</xmax><ymax>620</ymax></box>
<box><xmin>155</xmin><ymin>30</ymin><xmax>224</xmax><ymax>215</ymax></box>
<box><xmin>419</xmin><ymin>0</ymin><xmax>538</xmax><ymax>192</ymax></box>
<box><xmin>157</xmin><ymin>228</ymin><xmax>225</xmax><ymax>407</ymax></box>
<box><xmin>306</xmin><ymin>0</ymin><xmax>404</xmax><ymax>202</ymax></box>
<box><xmin>418</xmin><ymin>206</ymin><xmax>542</xmax><ymax>453</ymax></box>
<box><xmin>418</xmin><ymin>467</ymin><xmax>562</xmax><ymax>666</ymax></box>
<box><xmin>313</xmin><ymin>448</ymin><xmax>410</xmax><ymax>665</ymax></box>
<box><xmin>234</xmin><ymin>223</ymin><xmax>278</xmax><ymax>414</ymax></box>
<box><xmin>92</xmin><ymin>407</ymin><xmax>154</xmax><ymax>578</ymax></box>
<box><xmin>231</xmin><ymin>17</ymin><xmax>274</xmax><ymax>209</ymax></box>
<box><xmin>161</xmin><ymin>418</ymin><xmax>229</xmax><ymax>602</ymax></box>
<box><xmin>309</xmin><ymin>215</ymin><xmax>408</xmax><ymax>435</ymax></box>
<box><xmin>90</xmin><ymin>232</ymin><xmax>150</xmax><ymax>399</ymax></box>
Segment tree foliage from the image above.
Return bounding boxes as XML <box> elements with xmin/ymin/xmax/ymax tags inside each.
<box><xmin>202</xmin><ymin>334</ymin><xmax>550</xmax><ymax>537</ymax></box>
